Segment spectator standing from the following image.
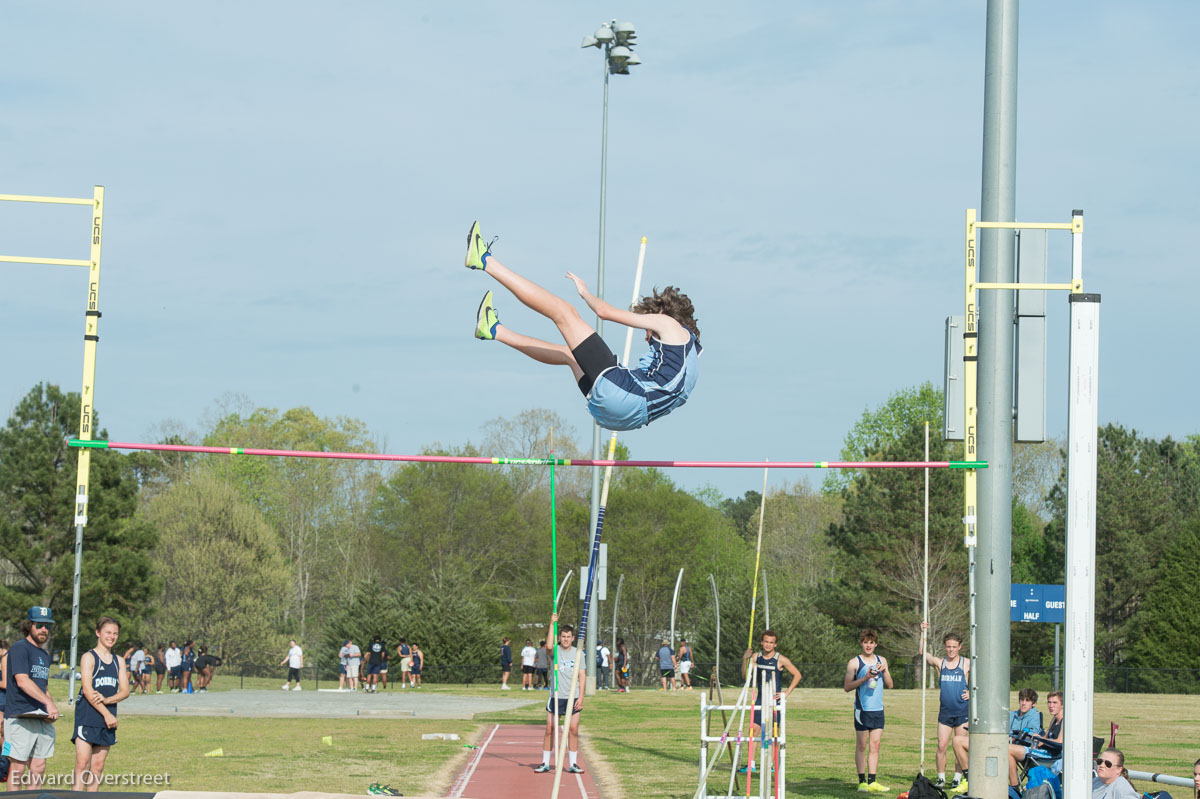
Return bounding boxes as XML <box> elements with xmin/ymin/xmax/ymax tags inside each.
<box><xmin>410</xmin><ymin>644</ymin><xmax>423</xmax><ymax>687</ymax></box>
<box><xmin>379</xmin><ymin>647</ymin><xmax>390</xmax><ymax>690</ymax></box>
<box><xmin>153</xmin><ymin>644</ymin><xmax>166</xmax><ymax>694</ymax></box>
<box><xmin>164</xmin><ymin>641</ymin><xmax>182</xmax><ymax>693</ymax></box>
<box><xmin>337</xmin><ymin>640</ymin><xmax>351</xmax><ymax>691</ymax></box>
<box><xmin>129</xmin><ymin>646</ymin><xmax>146</xmax><ymax>696</ymax></box>
<box><xmin>365</xmin><ymin>636</ymin><xmax>387</xmax><ymax>693</ymax></box>
<box><xmin>520</xmin><ymin>639</ymin><xmax>538</xmax><ymax>691</ymax></box>
<box><xmin>597</xmin><ymin>641</ymin><xmax>611</xmax><ymax>690</ymax></box>
<box><xmin>615</xmin><ymin>638</ymin><xmax>629</xmax><ymax>693</ymax></box>
<box><xmin>141</xmin><ymin>647</ymin><xmax>155</xmax><ymax>695</ymax></box>
<box><xmin>6</xmin><ymin>606</ymin><xmax>60</xmax><ymax>788</ymax></box>
<box><xmin>0</xmin><ymin>638</ymin><xmax>10</xmax><ymax>749</ymax></box>
<box><xmin>397</xmin><ymin>639</ymin><xmax>412</xmax><ymax>688</ymax></box>
<box><xmin>345</xmin><ymin>639</ymin><xmax>362</xmax><ymax>691</ymax></box>
<box><xmin>281</xmin><ymin>639</ymin><xmax>304</xmax><ymax>691</ymax></box>
<box><xmin>181</xmin><ymin>642</ymin><xmax>196</xmax><ymax>693</ymax></box>
<box><xmin>677</xmin><ymin>639</ymin><xmax>694</xmax><ymax>690</ymax></box>
<box><xmin>533</xmin><ymin>642</ymin><xmax>551</xmax><ymax>690</ymax></box>
<box><xmin>500</xmin><ymin>637</ymin><xmax>513</xmax><ymax>690</ymax></box>
<box><xmin>920</xmin><ymin>624</ymin><xmax>970</xmax><ymax>791</ymax></box>
<box><xmin>740</xmin><ymin>630</ymin><xmax>802</xmax><ymax>775</ymax></box>
<box><xmin>844</xmin><ymin>628</ymin><xmax>892</xmax><ymax>793</ymax></box>
<box><xmin>72</xmin><ymin>616</ymin><xmax>130</xmax><ymax>792</ymax></box>
<box><xmin>657</xmin><ymin>640</ymin><xmax>677</xmax><ymax>691</ymax></box>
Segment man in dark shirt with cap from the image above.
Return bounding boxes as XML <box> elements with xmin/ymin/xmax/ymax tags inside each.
<box><xmin>3</xmin><ymin>606</ymin><xmax>59</xmax><ymax>787</ymax></box>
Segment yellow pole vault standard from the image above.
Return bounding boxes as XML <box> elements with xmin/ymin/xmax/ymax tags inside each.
<box><xmin>961</xmin><ymin>208</ymin><xmax>1085</xmax><ymax>732</ymax></box>
<box><xmin>962</xmin><ymin>209</ymin><xmax>980</xmax><ymax>726</ymax></box>
<box><xmin>0</xmin><ymin>186</ymin><xmax>105</xmax><ymax>704</ymax></box>
<box><xmin>550</xmin><ymin>237</ymin><xmax>647</xmax><ymax>799</ymax></box>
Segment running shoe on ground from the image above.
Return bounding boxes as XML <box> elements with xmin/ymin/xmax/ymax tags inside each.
<box><xmin>366</xmin><ymin>784</ymin><xmax>402</xmax><ymax>796</ymax></box>
<box><xmin>857</xmin><ymin>782</ymin><xmax>871</xmax><ymax>792</ymax></box>
<box><xmin>567</xmin><ymin>765</ymin><xmax>584</xmax><ymax>774</ymax></box>
<box><xmin>867</xmin><ymin>781</ymin><xmax>890</xmax><ymax>792</ymax></box>
<box><xmin>933</xmin><ymin>778</ymin><xmax>947</xmax><ymax>789</ymax></box>
<box><xmin>534</xmin><ymin>764</ymin><xmax>552</xmax><ymax>773</ymax></box>
<box><xmin>475</xmin><ymin>291</ymin><xmax>500</xmax><ymax>340</ymax></box>
<box><xmin>950</xmin><ymin>779</ymin><xmax>969</xmax><ymax>795</ymax></box>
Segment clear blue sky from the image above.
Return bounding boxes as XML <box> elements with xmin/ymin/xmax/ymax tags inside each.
<box><xmin>2</xmin><ymin>2</ymin><xmax>1196</xmax><ymax>500</ymax></box>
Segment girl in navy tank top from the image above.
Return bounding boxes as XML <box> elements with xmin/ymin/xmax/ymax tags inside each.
<box><xmin>73</xmin><ymin>617</ymin><xmax>130</xmax><ymax>791</ymax></box>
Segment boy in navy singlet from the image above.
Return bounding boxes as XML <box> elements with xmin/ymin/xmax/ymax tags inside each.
<box><xmin>921</xmin><ymin>624</ymin><xmax>970</xmax><ymax>792</ymax></box>
<box><xmin>844</xmin><ymin>628</ymin><xmax>892</xmax><ymax>792</ymax></box>
<box><xmin>73</xmin><ymin>616</ymin><xmax>130</xmax><ymax>791</ymax></box>
<box><xmin>464</xmin><ymin>222</ymin><xmax>702</xmax><ymax>432</ymax></box>
<box><xmin>739</xmin><ymin>630</ymin><xmax>801</xmax><ymax>774</ymax></box>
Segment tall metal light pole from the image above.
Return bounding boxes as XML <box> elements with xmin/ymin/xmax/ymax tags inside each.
<box><xmin>579</xmin><ymin>20</ymin><xmax>640</xmax><ymax>696</ymax></box>
<box><xmin>972</xmin><ymin>3</ymin><xmax>1018</xmax><ymax>798</ymax></box>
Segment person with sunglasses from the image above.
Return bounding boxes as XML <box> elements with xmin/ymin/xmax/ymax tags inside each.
<box><xmin>1093</xmin><ymin>748</ymin><xmax>1137</xmax><ymax>799</ymax></box>
<box><xmin>3</xmin><ymin>607</ymin><xmax>59</xmax><ymax>788</ymax></box>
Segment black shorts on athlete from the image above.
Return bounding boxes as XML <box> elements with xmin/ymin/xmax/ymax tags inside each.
<box><xmin>547</xmin><ymin>697</ymin><xmax>582</xmax><ymax>717</ymax></box>
<box><xmin>938</xmin><ymin>709</ymin><xmax>968</xmax><ymax>728</ymax></box>
<box><xmin>572</xmin><ymin>333</ymin><xmax>618</xmax><ymax>396</ymax></box>
<box><xmin>854</xmin><ymin>709</ymin><xmax>885</xmax><ymax>731</ymax></box>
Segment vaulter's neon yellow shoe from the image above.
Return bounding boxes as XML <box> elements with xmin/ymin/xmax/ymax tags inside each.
<box><xmin>465</xmin><ymin>221</ymin><xmax>490</xmax><ymax>270</ymax></box>
<box><xmin>475</xmin><ymin>291</ymin><xmax>500</xmax><ymax>340</ymax></box>
<box><xmin>867</xmin><ymin>781</ymin><xmax>890</xmax><ymax>793</ymax></box>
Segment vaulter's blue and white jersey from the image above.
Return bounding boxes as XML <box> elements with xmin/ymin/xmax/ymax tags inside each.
<box><xmin>854</xmin><ymin>656</ymin><xmax>885</xmax><ymax>712</ymax></box>
<box><xmin>939</xmin><ymin>658</ymin><xmax>968</xmax><ymax>716</ymax></box>
<box><xmin>587</xmin><ymin>332</ymin><xmax>702</xmax><ymax>432</ymax></box>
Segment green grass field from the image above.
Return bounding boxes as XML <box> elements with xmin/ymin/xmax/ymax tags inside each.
<box><xmin>25</xmin><ymin>673</ymin><xmax>1200</xmax><ymax>797</ymax></box>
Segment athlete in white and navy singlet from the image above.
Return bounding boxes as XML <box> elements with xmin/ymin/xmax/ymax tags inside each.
<box><xmin>588</xmin><ymin>333</ymin><xmax>702</xmax><ymax>431</ymax></box>
<box><xmin>73</xmin><ymin>649</ymin><xmax>120</xmax><ymax>747</ymax></box>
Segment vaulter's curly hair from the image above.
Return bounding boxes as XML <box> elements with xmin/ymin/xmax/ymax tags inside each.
<box><xmin>633</xmin><ymin>286</ymin><xmax>700</xmax><ymax>341</ymax></box>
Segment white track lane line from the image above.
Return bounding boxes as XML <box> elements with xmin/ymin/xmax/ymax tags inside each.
<box><xmin>448</xmin><ymin>723</ymin><xmax>499</xmax><ymax>798</ymax></box>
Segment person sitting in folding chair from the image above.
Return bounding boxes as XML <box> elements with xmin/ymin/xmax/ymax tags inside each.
<box><xmin>1009</xmin><ymin>690</ymin><xmax>1064</xmax><ymax>790</ymax></box>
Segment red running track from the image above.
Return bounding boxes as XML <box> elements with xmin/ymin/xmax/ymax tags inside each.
<box><xmin>447</xmin><ymin>723</ymin><xmax>602</xmax><ymax>799</ymax></box>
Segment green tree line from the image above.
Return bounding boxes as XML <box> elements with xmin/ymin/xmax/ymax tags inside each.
<box><xmin>1</xmin><ymin>381</ymin><xmax>1196</xmax><ymax>690</ymax></box>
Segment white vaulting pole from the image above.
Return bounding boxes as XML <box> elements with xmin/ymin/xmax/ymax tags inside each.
<box><xmin>551</xmin><ymin>237</ymin><xmax>647</xmax><ymax>799</ymax></box>
<box><xmin>670</xmin><ymin>567</ymin><xmax>685</xmax><ymax>656</ymax></box>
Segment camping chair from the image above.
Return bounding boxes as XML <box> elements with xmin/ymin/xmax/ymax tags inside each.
<box><xmin>1013</xmin><ymin>729</ymin><xmax>1106</xmax><ymax>796</ymax></box>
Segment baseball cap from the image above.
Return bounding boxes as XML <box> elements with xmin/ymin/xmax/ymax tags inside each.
<box><xmin>27</xmin><ymin>606</ymin><xmax>55</xmax><ymax>624</ymax></box>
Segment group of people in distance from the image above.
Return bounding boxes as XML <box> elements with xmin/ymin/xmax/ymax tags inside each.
<box><xmin>125</xmin><ymin>639</ymin><xmax>221</xmax><ymax>694</ymax></box>
<box><xmin>510</xmin><ymin>635</ymin><xmax>640</xmax><ymax>693</ymax></box>
<box><xmin>0</xmin><ymin>607</ymin><xmax>131</xmax><ymax>790</ymax></box>
<box><xmin>327</xmin><ymin>637</ymin><xmax>423</xmax><ymax>692</ymax></box>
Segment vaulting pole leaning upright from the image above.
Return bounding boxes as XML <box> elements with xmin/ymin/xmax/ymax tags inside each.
<box><xmin>745</xmin><ymin>464</ymin><xmax>769</xmax><ymax>799</ymax></box>
<box><xmin>550</xmin><ymin>237</ymin><xmax>647</xmax><ymax>799</ymax></box>
<box><xmin>920</xmin><ymin>421</ymin><xmax>930</xmax><ymax>772</ymax></box>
